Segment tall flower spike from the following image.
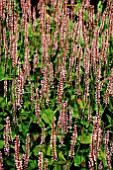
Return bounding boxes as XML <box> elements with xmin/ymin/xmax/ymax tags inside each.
<box><xmin>105</xmin><ymin>131</ymin><xmax>111</xmax><ymax>169</ymax></box>
<box><xmin>44</xmin><ymin>159</ymin><xmax>48</xmax><ymax>170</ymax></box>
<box><xmin>14</xmin><ymin>136</ymin><xmax>23</xmax><ymax>170</ymax></box>
<box><xmin>4</xmin><ymin>116</ymin><xmax>13</xmax><ymax>156</ymax></box>
<box><xmin>35</xmin><ymin>88</ymin><xmax>40</xmax><ymax>123</ymax></box>
<box><xmin>38</xmin><ymin>150</ymin><xmax>43</xmax><ymax>170</ymax></box>
<box><xmin>50</xmin><ymin>117</ymin><xmax>57</xmax><ymax>161</ymax></box>
<box><xmin>4</xmin><ymin>80</ymin><xmax>7</xmax><ymax>98</ymax></box>
<box><xmin>69</xmin><ymin>125</ymin><xmax>77</xmax><ymax>158</ymax></box>
<box><xmin>0</xmin><ymin>151</ymin><xmax>3</xmax><ymax>170</ymax></box>
<box><xmin>23</xmin><ymin>133</ymin><xmax>30</xmax><ymax>169</ymax></box>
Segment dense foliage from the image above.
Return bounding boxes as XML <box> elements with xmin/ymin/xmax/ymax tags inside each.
<box><xmin>0</xmin><ymin>0</ymin><xmax>113</xmax><ymax>169</ymax></box>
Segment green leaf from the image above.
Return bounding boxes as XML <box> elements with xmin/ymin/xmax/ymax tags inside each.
<box><xmin>0</xmin><ymin>140</ymin><xmax>4</xmax><ymax>149</ymax></box>
<box><xmin>0</xmin><ymin>124</ymin><xmax>4</xmax><ymax>131</ymax></box>
<box><xmin>53</xmin><ymin>165</ymin><xmax>62</xmax><ymax>170</ymax></box>
<box><xmin>84</xmin><ymin>9</ymin><xmax>88</xmax><ymax>22</ymax></box>
<box><xmin>7</xmin><ymin>160</ymin><xmax>14</xmax><ymax>166</ymax></box>
<box><xmin>41</xmin><ymin>109</ymin><xmax>53</xmax><ymax>125</ymax></box>
<box><xmin>74</xmin><ymin>155</ymin><xmax>85</xmax><ymax>167</ymax></box>
<box><xmin>98</xmin><ymin>150</ymin><xmax>105</xmax><ymax>160</ymax></box>
<box><xmin>88</xmin><ymin>125</ymin><xmax>93</xmax><ymax>133</ymax></box>
<box><xmin>29</xmin><ymin>160</ymin><xmax>37</xmax><ymax>169</ymax></box>
<box><xmin>98</xmin><ymin>1</ymin><xmax>103</xmax><ymax>14</ymax></box>
<box><xmin>76</xmin><ymin>98</ymin><xmax>84</xmax><ymax>109</ymax></box>
<box><xmin>20</xmin><ymin>110</ymin><xmax>29</xmax><ymax>120</ymax></box>
<box><xmin>33</xmin><ymin>145</ymin><xmax>39</xmax><ymax>157</ymax></box>
<box><xmin>100</xmin><ymin>105</ymin><xmax>104</xmax><ymax>114</ymax></box>
<box><xmin>74</xmin><ymin>3</ymin><xmax>82</xmax><ymax>15</ymax></box>
<box><xmin>106</xmin><ymin>114</ymin><xmax>111</xmax><ymax>124</ymax></box>
<box><xmin>79</xmin><ymin>133</ymin><xmax>91</xmax><ymax>144</ymax></box>
<box><xmin>0</xmin><ymin>97</ymin><xmax>4</xmax><ymax>103</ymax></box>
<box><xmin>71</xmin><ymin>95</ymin><xmax>75</xmax><ymax>101</ymax></box>
<box><xmin>0</xmin><ymin>77</ymin><xmax>13</xmax><ymax>81</ymax></box>
<box><xmin>46</xmin><ymin>144</ymin><xmax>51</xmax><ymax>156</ymax></box>
<box><xmin>18</xmin><ymin>124</ymin><xmax>22</xmax><ymax>132</ymax></box>
<box><xmin>98</xmin><ymin>149</ymin><xmax>106</xmax><ymax>166</ymax></box>
<box><xmin>69</xmin><ymin>20</ymin><xmax>74</xmax><ymax>29</ymax></box>
<box><xmin>22</xmin><ymin>145</ymin><xmax>25</xmax><ymax>152</ymax></box>
<box><xmin>59</xmin><ymin>152</ymin><xmax>66</xmax><ymax>161</ymax></box>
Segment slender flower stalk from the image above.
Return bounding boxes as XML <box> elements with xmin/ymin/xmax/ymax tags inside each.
<box><xmin>69</xmin><ymin>125</ymin><xmax>77</xmax><ymax>158</ymax></box>
<box><xmin>105</xmin><ymin>131</ymin><xmax>111</xmax><ymax>169</ymax></box>
<box><xmin>30</xmin><ymin>83</ymin><xmax>34</xmax><ymax>107</ymax></box>
<box><xmin>44</xmin><ymin>159</ymin><xmax>48</xmax><ymax>170</ymax></box>
<box><xmin>4</xmin><ymin>116</ymin><xmax>13</xmax><ymax>156</ymax></box>
<box><xmin>35</xmin><ymin>88</ymin><xmax>40</xmax><ymax>124</ymax></box>
<box><xmin>50</xmin><ymin>117</ymin><xmax>57</xmax><ymax>161</ymax></box>
<box><xmin>40</xmin><ymin>126</ymin><xmax>46</xmax><ymax>145</ymax></box>
<box><xmin>57</xmin><ymin>68</ymin><xmax>63</xmax><ymax>105</ymax></box>
<box><xmin>38</xmin><ymin>150</ymin><xmax>43</xmax><ymax>170</ymax></box>
<box><xmin>14</xmin><ymin>136</ymin><xmax>23</xmax><ymax>170</ymax></box>
<box><xmin>0</xmin><ymin>151</ymin><xmax>3</xmax><ymax>170</ymax></box>
<box><xmin>23</xmin><ymin>133</ymin><xmax>30</xmax><ymax>169</ymax></box>
<box><xmin>4</xmin><ymin>80</ymin><xmax>7</xmax><ymax>98</ymax></box>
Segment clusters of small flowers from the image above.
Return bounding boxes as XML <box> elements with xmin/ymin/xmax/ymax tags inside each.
<box><xmin>4</xmin><ymin>80</ymin><xmax>7</xmax><ymax>98</ymax></box>
<box><xmin>16</xmin><ymin>65</ymin><xmax>24</xmax><ymax>109</ymax></box>
<box><xmin>5</xmin><ymin>1</ymin><xmax>19</xmax><ymax>68</ymax></box>
<box><xmin>95</xmin><ymin>67</ymin><xmax>101</xmax><ymax>113</ymax></box>
<box><xmin>43</xmin><ymin>66</ymin><xmax>49</xmax><ymax>105</ymax></box>
<box><xmin>109</xmin><ymin>1</ymin><xmax>113</xmax><ymax>37</ymax></box>
<box><xmin>69</xmin><ymin>125</ymin><xmax>77</xmax><ymax>158</ymax></box>
<box><xmin>44</xmin><ymin>159</ymin><xmax>48</xmax><ymax>170</ymax></box>
<box><xmin>40</xmin><ymin>4</ymin><xmax>48</xmax><ymax>64</ymax></box>
<box><xmin>57</xmin><ymin>69</ymin><xmax>64</xmax><ymax>105</ymax></box>
<box><xmin>20</xmin><ymin>0</ymin><xmax>31</xmax><ymax>24</ymax></box>
<box><xmin>14</xmin><ymin>136</ymin><xmax>23</xmax><ymax>170</ymax></box>
<box><xmin>4</xmin><ymin>116</ymin><xmax>13</xmax><ymax>156</ymax></box>
<box><xmin>35</xmin><ymin>88</ymin><xmax>40</xmax><ymax>124</ymax></box>
<box><xmin>98</xmin><ymin>161</ymin><xmax>103</xmax><ymax>170</ymax></box>
<box><xmin>110</xmin><ymin>135</ymin><xmax>113</xmax><ymax>156</ymax></box>
<box><xmin>103</xmin><ymin>69</ymin><xmax>113</xmax><ymax>105</ymax></box>
<box><xmin>21</xmin><ymin>5</ymin><xmax>27</xmax><ymax>32</ymax></box>
<box><xmin>104</xmin><ymin>131</ymin><xmax>111</xmax><ymax>169</ymax></box>
<box><xmin>66</xmin><ymin>161</ymin><xmax>69</xmax><ymax>170</ymax></box>
<box><xmin>0</xmin><ymin>0</ymin><xmax>6</xmax><ymax>20</ymax></box>
<box><xmin>50</xmin><ymin>117</ymin><xmax>57</xmax><ymax>161</ymax></box>
<box><xmin>23</xmin><ymin>47</ymin><xmax>31</xmax><ymax>80</ymax></box>
<box><xmin>3</xmin><ymin>27</ymin><xmax>8</xmax><ymax>61</ymax></box>
<box><xmin>30</xmin><ymin>82</ymin><xmax>34</xmax><ymax>107</ymax></box>
<box><xmin>23</xmin><ymin>133</ymin><xmax>30</xmax><ymax>169</ymax></box>
<box><xmin>24</xmin><ymin>21</ymin><xmax>28</xmax><ymax>46</ymax></box>
<box><xmin>89</xmin><ymin>115</ymin><xmax>102</xmax><ymax>169</ymax></box>
<box><xmin>0</xmin><ymin>151</ymin><xmax>3</xmax><ymax>170</ymax></box>
<box><xmin>38</xmin><ymin>150</ymin><xmax>43</xmax><ymax>170</ymax></box>
<box><xmin>76</xmin><ymin>46</ymin><xmax>82</xmax><ymax>87</ymax></box>
<box><xmin>1</xmin><ymin>0</ymin><xmax>113</xmax><ymax>169</ymax></box>
<box><xmin>84</xmin><ymin>43</ymin><xmax>90</xmax><ymax>102</ymax></box>
<box><xmin>49</xmin><ymin>62</ymin><xmax>54</xmax><ymax>89</ymax></box>
<box><xmin>52</xmin><ymin>30</ymin><xmax>59</xmax><ymax>56</ymax></box>
<box><xmin>88</xmin><ymin>100</ymin><xmax>91</xmax><ymax>122</ymax></box>
<box><xmin>33</xmin><ymin>6</ymin><xmax>36</xmax><ymax>31</ymax></box>
<box><xmin>26</xmin><ymin>0</ymin><xmax>32</xmax><ymax>22</ymax></box>
<box><xmin>56</xmin><ymin>102</ymin><xmax>68</xmax><ymax>138</ymax></box>
<box><xmin>33</xmin><ymin>47</ymin><xmax>38</xmax><ymax>71</ymax></box>
<box><xmin>4</xmin><ymin>0</ymin><xmax>14</xmax><ymax>32</ymax></box>
<box><xmin>12</xmin><ymin>31</ymin><xmax>18</xmax><ymax>68</ymax></box>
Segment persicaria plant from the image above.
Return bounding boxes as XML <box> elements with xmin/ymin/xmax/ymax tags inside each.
<box><xmin>0</xmin><ymin>0</ymin><xmax>113</xmax><ymax>169</ymax></box>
